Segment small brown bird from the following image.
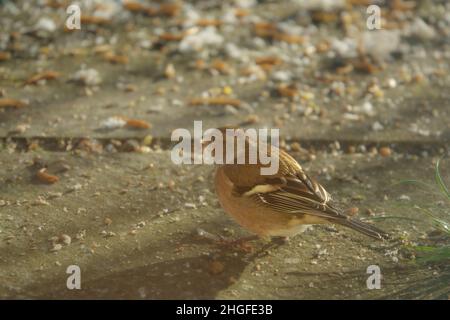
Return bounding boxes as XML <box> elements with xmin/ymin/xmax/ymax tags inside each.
<box><xmin>212</xmin><ymin>129</ymin><xmax>388</xmax><ymax>240</ymax></box>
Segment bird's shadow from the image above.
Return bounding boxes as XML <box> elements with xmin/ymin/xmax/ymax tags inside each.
<box><xmin>19</xmin><ymin>232</ymin><xmax>281</xmax><ymax>299</ymax></box>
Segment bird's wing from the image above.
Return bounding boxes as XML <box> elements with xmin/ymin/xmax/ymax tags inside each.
<box><xmin>236</xmin><ymin>175</ymin><xmax>345</xmax><ymax>221</ymax></box>
<box><xmin>292</xmin><ymin>169</ymin><xmax>332</xmax><ymax>204</ymax></box>
<box><xmin>277</xmin><ymin>150</ymin><xmax>331</xmax><ymax>204</ymax></box>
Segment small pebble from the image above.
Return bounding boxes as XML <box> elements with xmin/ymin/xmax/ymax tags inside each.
<box><xmin>208</xmin><ymin>260</ymin><xmax>225</xmax><ymax>275</ymax></box>
<box><xmin>60</xmin><ymin>234</ymin><xmax>71</xmax><ymax>246</ymax></box>
<box><xmin>346</xmin><ymin>207</ymin><xmax>359</xmax><ymax>217</ymax></box>
<box><xmin>51</xmin><ymin>244</ymin><xmax>62</xmax><ymax>252</ymax></box>
<box><xmin>379</xmin><ymin>147</ymin><xmax>392</xmax><ymax>157</ymax></box>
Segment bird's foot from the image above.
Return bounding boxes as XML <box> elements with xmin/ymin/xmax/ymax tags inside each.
<box><xmin>197</xmin><ymin>229</ymin><xmax>258</xmax><ymax>252</ymax></box>
<box><xmin>217</xmin><ymin>235</ymin><xmax>259</xmax><ymax>252</ymax></box>
<box><xmin>272</xmin><ymin>236</ymin><xmax>290</xmax><ymax>245</ymax></box>
<box><xmin>195</xmin><ymin>228</ymin><xmax>258</xmax><ymax>252</ymax></box>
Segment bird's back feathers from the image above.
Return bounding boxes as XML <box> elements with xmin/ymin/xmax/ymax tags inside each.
<box><xmin>214</xmin><ymin>130</ymin><xmax>389</xmax><ymax>240</ymax></box>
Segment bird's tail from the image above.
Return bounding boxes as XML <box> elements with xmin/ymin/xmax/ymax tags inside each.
<box><xmin>335</xmin><ymin>217</ymin><xmax>390</xmax><ymax>241</ymax></box>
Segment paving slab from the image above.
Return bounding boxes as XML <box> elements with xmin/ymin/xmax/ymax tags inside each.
<box><xmin>1</xmin><ymin>0</ymin><xmax>449</xmax><ymax>300</ymax></box>
<box><xmin>0</xmin><ymin>149</ymin><xmax>448</xmax><ymax>299</ymax></box>
<box><xmin>0</xmin><ymin>1</ymin><xmax>449</xmax><ymax>143</ymax></box>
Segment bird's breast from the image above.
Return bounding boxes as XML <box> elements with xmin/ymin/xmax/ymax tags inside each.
<box><xmin>214</xmin><ymin>167</ymin><xmax>318</xmax><ymax>237</ymax></box>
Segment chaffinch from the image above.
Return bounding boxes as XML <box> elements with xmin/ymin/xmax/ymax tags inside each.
<box><xmin>212</xmin><ymin>129</ymin><xmax>389</xmax><ymax>240</ymax></box>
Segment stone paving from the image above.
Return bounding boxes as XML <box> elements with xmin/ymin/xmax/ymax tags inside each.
<box><xmin>0</xmin><ymin>0</ymin><xmax>449</xmax><ymax>299</ymax></box>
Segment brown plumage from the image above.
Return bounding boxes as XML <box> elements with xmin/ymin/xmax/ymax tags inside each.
<box><xmin>212</xmin><ymin>129</ymin><xmax>389</xmax><ymax>240</ymax></box>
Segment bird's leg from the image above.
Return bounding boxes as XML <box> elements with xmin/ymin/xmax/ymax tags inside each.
<box><xmin>271</xmin><ymin>236</ymin><xmax>290</xmax><ymax>245</ymax></box>
<box><xmin>249</xmin><ymin>236</ymin><xmax>290</xmax><ymax>258</ymax></box>
<box><xmin>217</xmin><ymin>234</ymin><xmax>260</xmax><ymax>252</ymax></box>
<box><xmin>195</xmin><ymin>228</ymin><xmax>258</xmax><ymax>252</ymax></box>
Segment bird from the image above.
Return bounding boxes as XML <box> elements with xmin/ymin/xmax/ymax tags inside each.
<box><xmin>211</xmin><ymin>128</ymin><xmax>389</xmax><ymax>241</ymax></box>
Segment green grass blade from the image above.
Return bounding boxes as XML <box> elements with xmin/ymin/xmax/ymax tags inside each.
<box><xmin>415</xmin><ymin>245</ymin><xmax>450</xmax><ymax>263</ymax></box>
<box><xmin>415</xmin><ymin>246</ymin><xmax>437</xmax><ymax>252</ymax></box>
<box><xmin>435</xmin><ymin>158</ymin><xmax>450</xmax><ymax>201</ymax></box>
<box><xmin>431</xmin><ymin>217</ymin><xmax>450</xmax><ymax>235</ymax></box>
<box><xmin>413</xmin><ymin>206</ymin><xmax>450</xmax><ymax>234</ymax></box>
<box><xmin>389</xmin><ymin>179</ymin><xmax>436</xmax><ymax>191</ymax></box>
